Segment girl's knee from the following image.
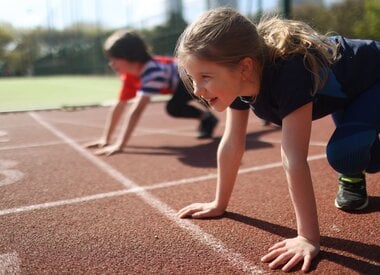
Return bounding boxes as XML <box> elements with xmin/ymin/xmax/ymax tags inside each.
<box><xmin>327</xmin><ymin>124</ymin><xmax>377</xmax><ymax>174</ymax></box>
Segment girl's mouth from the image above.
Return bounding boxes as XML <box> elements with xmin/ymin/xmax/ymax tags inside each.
<box><xmin>208</xmin><ymin>97</ymin><xmax>218</xmax><ymax>106</ymax></box>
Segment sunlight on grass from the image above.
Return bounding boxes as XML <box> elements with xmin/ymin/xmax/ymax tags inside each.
<box><xmin>0</xmin><ymin>75</ymin><xmax>120</xmax><ymax>112</ymax></box>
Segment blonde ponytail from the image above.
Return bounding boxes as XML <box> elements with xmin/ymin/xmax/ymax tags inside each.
<box><xmin>257</xmin><ymin>16</ymin><xmax>339</xmax><ymax>94</ymax></box>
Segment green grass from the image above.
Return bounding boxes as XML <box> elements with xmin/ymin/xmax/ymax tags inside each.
<box><xmin>0</xmin><ymin>75</ymin><xmax>120</xmax><ymax>112</ymax></box>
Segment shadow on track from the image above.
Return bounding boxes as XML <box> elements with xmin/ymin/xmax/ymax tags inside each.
<box><xmin>223</xmin><ymin>211</ymin><xmax>380</xmax><ymax>273</ymax></box>
<box><xmin>125</xmin><ymin>126</ymin><xmax>281</xmax><ymax>168</ymax></box>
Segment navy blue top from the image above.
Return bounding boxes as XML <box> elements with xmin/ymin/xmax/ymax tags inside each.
<box><xmin>230</xmin><ymin>36</ymin><xmax>380</xmax><ymax>126</ymax></box>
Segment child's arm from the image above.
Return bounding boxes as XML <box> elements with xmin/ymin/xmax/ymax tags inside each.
<box><xmin>261</xmin><ymin>102</ymin><xmax>320</xmax><ymax>272</ymax></box>
<box><xmin>94</xmin><ymin>95</ymin><xmax>150</xmax><ymax>156</ymax></box>
<box><xmin>84</xmin><ymin>100</ymin><xmax>127</xmax><ymax>148</ymax></box>
<box><xmin>177</xmin><ymin>108</ymin><xmax>249</xmax><ymax>218</ymax></box>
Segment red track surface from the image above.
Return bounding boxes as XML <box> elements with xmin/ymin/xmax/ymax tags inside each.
<box><xmin>0</xmin><ymin>103</ymin><xmax>379</xmax><ymax>274</ymax></box>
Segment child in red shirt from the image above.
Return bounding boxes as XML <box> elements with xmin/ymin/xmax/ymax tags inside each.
<box><xmin>85</xmin><ymin>30</ymin><xmax>218</xmax><ymax>156</ymax></box>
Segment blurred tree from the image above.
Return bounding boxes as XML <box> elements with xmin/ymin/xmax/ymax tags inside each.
<box><xmin>0</xmin><ymin>24</ymin><xmax>14</xmax><ymax>59</ymax></box>
<box><xmin>0</xmin><ymin>24</ymin><xmax>16</xmax><ymax>75</ymax></box>
<box><xmin>7</xmin><ymin>30</ymin><xmax>40</xmax><ymax>75</ymax></box>
<box><xmin>292</xmin><ymin>3</ymin><xmax>334</xmax><ymax>34</ymax></box>
<box><xmin>328</xmin><ymin>0</ymin><xmax>365</xmax><ymax>38</ymax></box>
<box><xmin>33</xmin><ymin>24</ymin><xmax>108</xmax><ymax>75</ymax></box>
<box><xmin>353</xmin><ymin>0</ymin><xmax>380</xmax><ymax>40</ymax></box>
<box><xmin>143</xmin><ymin>12</ymin><xmax>188</xmax><ymax>56</ymax></box>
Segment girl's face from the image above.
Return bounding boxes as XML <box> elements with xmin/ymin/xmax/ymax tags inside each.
<box><xmin>108</xmin><ymin>57</ymin><xmax>141</xmax><ymax>76</ymax></box>
<box><xmin>183</xmin><ymin>55</ymin><xmax>258</xmax><ymax>112</ymax></box>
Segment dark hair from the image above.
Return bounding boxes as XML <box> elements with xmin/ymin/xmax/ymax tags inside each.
<box><xmin>103</xmin><ymin>29</ymin><xmax>152</xmax><ymax>63</ymax></box>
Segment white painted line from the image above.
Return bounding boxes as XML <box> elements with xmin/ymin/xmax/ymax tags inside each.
<box><xmin>44</xmin><ymin>116</ymin><xmax>199</xmax><ymax>136</ymax></box>
<box><xmin>0</xmin><ymin>189</ymin><xmax>130</xmax><ymax>216</ymax></box>
<box><xmin>30</xmin><ymin>113</ymin><xmax>137</xmax><ymax>188</ymax></box>
<box><xmin>239</xmin><ymin>153</ymin><xmax>326</xmax><ymax>174</ymax></box>
<box><xmin>45</xmin><ymin>117</ymin><xmax>198</xmax><ymax>134</ymax></box>
<box><xmin>2</xmin><ymin>113</ymin><xmax>326</xmax><ymax>273</ymax></box>
<box><xmin>250</xmin><ymin>137</ymin><xmax>327</xmax><ymax>147</ymax></box>
<box><xmin>28</xmin><ymin>111</ymin><xmax>266</xmax><ymax>274</ymax></box>
<box><xmin>0</xmin><ymin>131</ymin><xmax>9</xmax><ymax>143</ymax></box>
<box><xmin>0</xmin><ymin>141</ymin><xmax>73</xmax><ymax>151</ymax></box>
<box><xmin>136</xmin><ymin>127</ymin><xmax>197</xmax><ymax>137</ymax></box>
<box><xmin>0</xmin><ymin>153</ymin><xmax>327</xmax><ymax>217</ymax></box>
<box><xmin>0</xmin><ymin>159</ymin><xmax>24</xmax><ymax>187</ymax></box>
<box><xmin>0</xmin><ymin>252</ymin><xmax>21</xmax><ymax>275</ymax></box>
<box><xmin>37</xmin><ymin>118</ymin><xmax>104</xmax><ymax>129</ymax></box>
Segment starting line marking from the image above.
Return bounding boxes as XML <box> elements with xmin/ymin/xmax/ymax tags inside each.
<box><xmin>0</xmin><ymin>153</ymin><xmax>326</xmax><ymax>217</ymax></box>
<box><xmin>0</xmin><ymin>252</ymin><xmax>21</xmax><ymax>275</ymax></box>
<box><xmin>0</xmin><ymin>159</ymin><xmax>24</xmax><ymax>187</ymax></box>
<box><xmin>0</xmin><ymin>112</ymin><xmax>326</xmax><ymax>274</ymax></box>
<box><xmin>44</xmin><ymin>117</ymin><xmax>205</xmax><ymax>137</ymax></box>
<box><xmin>0</xmin><ymin>131</ymin><xmax>9</xmax><ymax>143</ymax></box>
<box><xmin>28</xmin><ymin>111</ymin><xmax>266</xmax><ymax>274</ymax></box>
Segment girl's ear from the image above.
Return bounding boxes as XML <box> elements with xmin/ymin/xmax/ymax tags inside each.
<box><xmin>239</xmin><ymin>57</ymin><xmax>255</xmax><ymax>81</ymax></box>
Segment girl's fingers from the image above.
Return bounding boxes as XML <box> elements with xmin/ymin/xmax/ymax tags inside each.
<box><xmin>301</xmin><ymin>254</ymin><xmax>312</xmax><ymax>272</ymax></box>
<box><xmin>177</xmin><ymin>203</ymin><xmax>221</xmax><ymax>219</ymax></box>
<box><xmin>281</xmin><ymin>254</ymin><xmax>303</xmax><ymax>272</ymax></box>
<box><xmin>267</xmin><ymin>251</ymin><xmax>293</xmax><ymax>270</ymax></box>
<box><xmin>177</xmin><ymin>204</ymin><xmax>202</xmax><ymax>218</ymax></box>
<box><xmin>268</xmin><ymin>240</ymin><xmax>286</xmax><ymax>251</ymax></box>
<box><xmin>191</xmin><ymin>209</ymin><xmax>214</xmax><ymax>218</ymax></box>
<box><xmin>261</xmin><ymin>247</ymin><xmax>286</xmax><ymax>262</ymax></box>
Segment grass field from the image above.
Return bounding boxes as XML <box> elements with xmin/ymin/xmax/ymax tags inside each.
<box><xmin>0</xmin><ymin>75</ymin><xmax>120</xmax><ymax>112</ymax></box>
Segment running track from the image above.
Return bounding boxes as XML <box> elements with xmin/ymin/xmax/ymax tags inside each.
<box><xmin>0</xmin><ymin>102</ymin><xmax>379</xmax><ymax>274</ymax></box>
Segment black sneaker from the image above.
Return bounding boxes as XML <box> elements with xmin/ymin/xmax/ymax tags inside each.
<box><xmin>335</xmin><ymin>173</ymin><xmax>368</xmax><ymax>210</ymax></box>
<box><xmin>197</xmin><ymin>113</ymin><xmax>218</xmax><ymax>139</ymax></box>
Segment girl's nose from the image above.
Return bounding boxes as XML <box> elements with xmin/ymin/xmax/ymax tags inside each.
<box><xmin>193</xmin><ymin>82</ymin><xmax>204</xmax><ymax>98</ymax></box>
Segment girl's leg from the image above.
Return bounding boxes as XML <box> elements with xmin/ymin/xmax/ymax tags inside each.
<box><xmin>328</xmin><ymin>81</ymin><xmax>380</xmax><ymax>174</ymax></box>
<box><xmin>327</xmin><ymin>81</ymin><xmax>380</xmax><ymax>210</ymax></box>
<box><xmin>166</xmin><ymin>80</ymin><xmax>202</xmax><ymax>118</ymax></box>
<box><xmin>166</xmin><ymin>80</ymin><xmax>218</xmax><ymax>138</ymax></box>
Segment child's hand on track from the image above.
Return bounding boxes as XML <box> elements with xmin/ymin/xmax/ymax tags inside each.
<box><xmin>84</xmin><ymin>139</ymin><xmax>108</xmax><ymax>148</ymax></box>
<box><xmin>177</xmin><ymin>201</ymin><xmax>225</xmax><ymax>219</ymax></box>
<box><xmin>94</xmin><ymin>144</ymin><xmax>122</xmax><ymax>156</ymax></box>
<box><xmin>261</xmin><ymin>235</ymin><xmax>320</xmax><ymax>273</ymax></box>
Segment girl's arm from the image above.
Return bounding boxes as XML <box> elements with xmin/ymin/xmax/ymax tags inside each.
<box><xmin>261</xmin><ymin>102</ymin><xmax>320</xmax><ymax>272</ymax></box>
<box><xmin>94</xmin><ymin>95</ymin><xmax>150</xmax><ymax>156</ymax></box>
<box><xmin>84</xmin><ymin>100</ymin><xmax>127</xmax><ymax>148</ymax></box>
<box><xmin>177</xmin><ymin>107</ymin><xmax>250</xmax><ymax>218</ymax></box>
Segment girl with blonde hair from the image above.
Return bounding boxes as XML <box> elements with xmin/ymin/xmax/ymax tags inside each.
<box><xmin>175</xmin><ymin>7</ymin><xmax>380</xmax><ymax>272</ymax></box>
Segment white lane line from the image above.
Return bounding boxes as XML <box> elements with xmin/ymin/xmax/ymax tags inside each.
<box><xmin>249</xmin><ymin>137</ymin><xmax>327</xmax><ymax>147</ymax></box>
<box><xmin>0</xmin><ymin>141</ymin><xmax>76</xmax><ymax>151</ymax></box>
<box><xmin>0</xmin><ymin>131</ymin><xmax>9</xmax><ymax>143</ymax></box>
<box><xmin>0</xmin><ymin>189</ymin><xmax>130</xmax><ymax>216</ymax></box>
<box><xmin>0</xmin><ymin>153</ymin><xmax>326</xmax><ymax>217</ymax></box>
<box><xmin>239</xmin><ymin>153</ymin><xmax>326</xmax><ymax>174</ymax></box>
<box><xmin>28</xmin><ymin>111</ymin><xmax>266</xmax><ymax>274</ymax></box>
<box><xmin>46</xmin><ymin>117</ymin><xmax>198</xmax><ymax>133</ymax></box>
<box><xmin>0</xmin><ymin>252</ymin><xmax>21</xmax><ymax>275</ymax></box>
<box><xmin>44</xmin><ymin>117</ymin><xmax>200</xmax><ymax>137</ymax></box>
<box><xmin>0</xmin><ymin>159</ymin><xmax>24</xmax><ymax>187</ymax></box>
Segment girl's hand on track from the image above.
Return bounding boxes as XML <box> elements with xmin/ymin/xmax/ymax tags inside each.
<box><xmin>261</xmin><ymin>235</ymin><xmax>320</xmax><ymax>272</ymax></box>
<box><xmin>94</xmin><ymin>144</ymin><xmax>122</xmax><ymax>156</ymax></box>
<box><xmin>84</xmin><ymin>139</ymin><xmax>108</xmax><ymax>149</ymax></box>
<box><xmin>177</xmin><ymin>201</ymin><xmax>225</xmax><ymax>219</ymax></box>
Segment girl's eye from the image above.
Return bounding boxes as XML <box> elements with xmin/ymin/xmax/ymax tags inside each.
<box><xmin>202</xmin><ymin>75</ymin><xmax>211</xmax><ymax>81</ymax></box>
